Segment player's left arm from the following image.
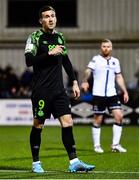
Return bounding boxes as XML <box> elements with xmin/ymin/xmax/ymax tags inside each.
<box><xmin>62</xmin><ymin>55</ymin><xmax>80</xmax><ymax>99</ymax></box>
<box><xmin>115</xmin><ymin>73</ymin><xmax>129</xmax><ymax>103</ymax></box>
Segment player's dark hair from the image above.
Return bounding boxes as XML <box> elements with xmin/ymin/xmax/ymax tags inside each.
<box><xmin>39</xmin><ymin>6</ymin><xmax>56</xmax><ymax>18</ymax></box>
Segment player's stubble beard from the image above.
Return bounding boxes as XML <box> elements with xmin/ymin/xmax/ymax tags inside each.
<box><xmin>102</xmin><ymin>49</ymin><xmax>111</xmax><ymax>58</ymax></box>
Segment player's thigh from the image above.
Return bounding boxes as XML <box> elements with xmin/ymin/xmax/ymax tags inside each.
<box><xmin>59</xmin><ymin>114</ymin><xmax>73</xmax><ymax>127</ymax></box>
<box><xmin>31</xmin><ymin>91</ymin><xmax>51</xmax><ymax>122</ymax></box>
<box><xmin>107</xmin><ymin>96</ymin><xmax>121</xmax><ymax>112</ymax></box>
<box><xmin>107</xmin><ymin>96</ymin><xmax>123</xmax><ymax>122</ymax></box>
<box><xmin>52</xmin><ymin>91</ymin><xmax>71</xmax><ymax>119</ymax></box>
<box><xmin>112</xmin><ymin>109</ymin><xmax>123</xmax><ymax>122</ymax></box>
<box><xmin>93</xmin><ymin>96</ymin><xmax>106</xmax><ymax>114</ymax></box>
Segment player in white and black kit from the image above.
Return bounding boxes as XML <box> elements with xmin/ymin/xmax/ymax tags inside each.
<box><xmin>81</xmin><ymin>39</ymin><xmax>129</xmax><ymax>153</ymax></box>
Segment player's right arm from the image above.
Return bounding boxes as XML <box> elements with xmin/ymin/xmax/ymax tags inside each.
<box><xmin>81</xmin><ymin>56</ymin><xmax>96</xmax><ymax>92</ymax></box>
<box><xmin>81</xmin><ymin>68</ymin><xmax>92</xmax><ymax>92</ymax></box>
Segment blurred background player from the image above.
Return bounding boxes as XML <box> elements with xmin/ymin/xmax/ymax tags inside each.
<box><xmin>81</xmin><ymin>39</ymin><xmax>129</xmax><ymax>153</ymax></box>
<box><xmin>24</xmin><ymin>6</ymin><xmax>95</xmax><ymax>173</ymax></box>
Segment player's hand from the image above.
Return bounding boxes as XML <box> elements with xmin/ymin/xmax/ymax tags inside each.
<box><xmin>72</xmin><ymin>81</ymin><xmax>80</xmax><ymax>99</ymax></box>
<box><xmin>123</xmin><ymin>91</ymin><xmax>129</xmax><ymax>103</ymax></box>
<box><xmin>81</xmin><ymin>82</ymin><xmax>89</xmax><ymax>92</ymax></box>
<box><xmin>48</xmin><ymin>45</ymin><xmax>65</xmax><ymax>56</ymax></box>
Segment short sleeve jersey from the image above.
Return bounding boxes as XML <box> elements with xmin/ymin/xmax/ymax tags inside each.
<box><xmin>88</xmin><ymin>54</ymin><xmax>121</xmax><ymax>97</ymax></box>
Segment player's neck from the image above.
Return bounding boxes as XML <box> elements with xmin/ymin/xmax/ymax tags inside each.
<box><xmin>104</xmin><ymin>56</ymin><xmax>111</xmax><ymax>60</ymax></box>
<box><xmin>101</xmin><ymin>54</ymin><xmax>111</xmax><ymax>60</ymax></box>
<box><xmin>41</xmin><ymin>28</ymin><xmax>55</xmax><ymax>34</ymax></box>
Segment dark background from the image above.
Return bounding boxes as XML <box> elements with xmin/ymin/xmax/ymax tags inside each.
<box><xmin>7</xmin><ymin>0</ymin><xmax>77</xmax><ymax>27</ymax></box>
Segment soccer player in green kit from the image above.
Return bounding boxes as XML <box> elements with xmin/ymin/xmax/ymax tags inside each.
<box><xmin>24</xmin><ymin>6</ymin><xmax>95</xmax><ymax>173</ymax></box>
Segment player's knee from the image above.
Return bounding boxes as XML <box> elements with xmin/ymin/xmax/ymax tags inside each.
<box><xmin>61</xmin><ymin>119</ymin><xmax>73</xmax><ymax>127</ymax></box>
<box><xmin>94</xmin><ymin>115</ymin><xmax>103</xmax><ymax>125</ymax></box>
<box><xmin>93</xmin><ymin>122</ymin><xmax>101</xmax><ymax>127</ymax></box>
<box><xmin>59</xmin><ymin>115</ymin><xmax>73</xmax><ymax>127</ymax></box>
<box><xmin>33</xmin><ymin>119</ymin><xmax>44</xmax><ymax>129</ymax></box>
<box><xmin>115</xmin><ymin>114</ymin><xmax>123</xmax><ymax>123</ymax></box>
<box><xmin>62</xmin><ymin>120</ymin><xmax>73</xmax><ymax>127</ymax></box>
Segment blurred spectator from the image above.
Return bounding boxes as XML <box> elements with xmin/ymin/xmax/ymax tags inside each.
<box><xmin>18</xmin><ymin>68</ymin><xmax>33</xmax><ymax>98</ymax></box>
<box><xmin>0</xmin><ymin>65</ymin><xmax>20</xmax><ymax>98</ymax></box>
<box><xmin>0</xmin><ymin>67</ymin><xmax>9</xmax><ymax>98</ymax></box>
<box><xmin>5</xmin><ymin>65</ymin><xmax>20</xmax><ymax>98</ymax></box>
<box><xmin>20</xmin><ymin>68</ymin><xmax>33</xmax><ymax>88</ymax></box>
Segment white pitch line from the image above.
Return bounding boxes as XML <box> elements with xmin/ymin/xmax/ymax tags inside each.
<box><xmin>0</xmin><ymin>170</ymin><xmax>29</xmax><ymax>173</ymax></box>
<box><xmin>0</xmin><ymin>170</ymin><xmax>139</xmax><ymax>174</ymax></box>
<box><xmin>94</xmin><ymin>170</ymin><xmax>139</xmax><ymax>174</ymax></box>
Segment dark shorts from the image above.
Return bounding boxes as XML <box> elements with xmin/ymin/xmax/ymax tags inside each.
<box><xmin>31</xmin><ymin>89</ymin><xmax>71</xmax><ymax>122</ymax></box>
<box><xmin>93</xmin><ymin>95</ymin><xmax>121</xmax><ymax>115</ymax></box>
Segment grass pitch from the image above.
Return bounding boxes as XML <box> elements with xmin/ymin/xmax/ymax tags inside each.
<box><xmin>0</xmin><ymin>125</ymin><xmax>139</xmax><ymax>179</ymax></box>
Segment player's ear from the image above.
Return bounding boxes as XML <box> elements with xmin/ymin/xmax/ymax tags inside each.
<box><xmin>110</xmin><ymin>42</ymin><xmax>113</xmax><ymax>50</ymax></box>
<box><xmin>39</xmin><ymin>18</ymin><xmax>42</xmax><ymax>24</ymax></box>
